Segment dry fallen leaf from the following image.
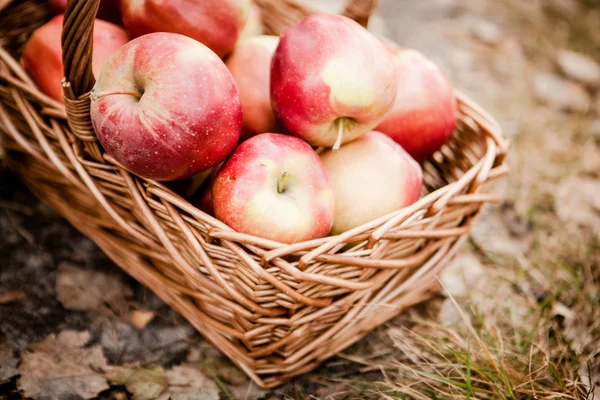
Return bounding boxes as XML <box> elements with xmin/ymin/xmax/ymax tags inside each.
<box><xmin>99</xmin><ymin>319</ymin><xmax>195</xmax><ymax>365</ymax></box>
<box><xmin>106</xmin><ymin>365</ymin><xmax>168</xmax><ymax>400</ymax></box>
<box><xmin>197</xmin><ymin>343</ymin><xmax>247</xmax><ymax>386</ymax></box>
<box><xmin>0</xmin><ymin>342</ymin><xmax>18</xmax><ymax>384</ymax></box>
<box><xmin>230</xmin><ymin>381</ymin><xmax>269</xmax><ymax>400</ymax></box>
<box><xmin>129</xmin><ymin>310</ymin><xmax>156</xmax><ymax>330</ymax></box>
<box><xmin>0</xmin><ymin>290</ymin><xmax>27</xmax><ymax>304</ymax></box>
<box><xmin>56</xmin><ymin>263</ymin><xmax>133</xmax><ymax>315</ymax></box>
<box><xmin>17</xmin><ymin>330</ymin><xmax>109</xmax><ymax>400</ymax></box>
<box><xmin>160</xmin><ymin>364</ymin><xmax>221</xmax><ymax>400</ymax></box>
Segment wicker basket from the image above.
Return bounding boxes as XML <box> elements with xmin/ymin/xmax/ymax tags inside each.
<box><xmin>0</xmin><ymin>0</ymin><xmax>509</xmax><ymax>389</ymax></box>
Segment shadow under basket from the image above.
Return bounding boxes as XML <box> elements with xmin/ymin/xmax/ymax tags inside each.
<box><xmin>0</xmin><ymin>0</ymin><xmax>510</xmax><ymax>389</ymax></box>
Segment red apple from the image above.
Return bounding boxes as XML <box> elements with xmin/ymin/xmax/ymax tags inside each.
<box><xmin>375</xmin><ymin>47</ymin><xmax>456</xmax><ymax>161</ymax></box>
<box><xmin>90</xmin><ymin>32</ymin><xmax>242</xmax><ymax>181</ymax></box>
<box><xmin>49</xmin><ymin>0</ymin><xmax>123</xmax><ymax>25</ymax></box>
<box><xmin>22</xmin><ymin>15</ymin><xmax>128</xmax><ymax>103</ymax></box>
<box><xmin>120</xmin><ymin>0</ymin><xmax>250</xmax><ymax>58</ymax></box>
<box><xmin>271</xmin><ymin>14</ymin><xmax>397</xmax><ymax>149</ymax></box>
<box><xmin>212</xmin><ymin>133</ymin><xmax>334</xmax><ymax>243</ymax></box>
<box><xmin>239</xmin><ymin>1</ymin><xmax>263</xmax><ymax>39</ymax></box>
<box><xmin>226</xmin><ymin>35</ymin><xmax>279</xmax><ymax>141</ymax></box>
<box><xmin>320</xmin><ymin>131</ymin><xmax>423</xmax><ymax>234</ymax></box>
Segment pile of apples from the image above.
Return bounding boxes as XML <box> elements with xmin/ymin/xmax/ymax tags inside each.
<box><xmin>23</xmin><ymin>0</ymin><xmax>457</xmax><ymax>244</ymax></box>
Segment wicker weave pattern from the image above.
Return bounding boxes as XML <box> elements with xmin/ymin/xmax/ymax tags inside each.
<box><xmin>0</xmin><ymin>0</ymin><xmax>509</xmax><ymax>388</ymax></box>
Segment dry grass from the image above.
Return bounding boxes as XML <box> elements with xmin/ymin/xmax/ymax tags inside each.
<box><xmin>292</xmin><ymin>1</ymin><xmax>600</xmax><ymax>398</ymax></box>
<box><xmin>305</xmin><ymin>236</ymin><xmax>599</xmax><ymax>399</ymax></box>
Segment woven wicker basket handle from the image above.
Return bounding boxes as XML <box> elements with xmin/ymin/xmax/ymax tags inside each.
<box><xmin>61</xmin><ymin>0</ymin><xmax>103</xmax><ymax>160</ymax></box>
<box><xmin>256</xmin><ymin>0</ymin><xmax>378</xmax><ymax>35</ymax></box>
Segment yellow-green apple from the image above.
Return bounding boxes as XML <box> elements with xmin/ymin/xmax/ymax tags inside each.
<box><xmin>320</xmin><ymin>131</ymin><xmax>422</xmax><ymax>234</ymax></box>
<box><xmin>49</xmin><ymin>0</ymin><xmax>123</xmax><ymax>25</ymax></box>
<box><xmin>212</xmin><ymin>133</ymin><xmax>334</xmax><ymax>243</ymax></box>
<box><xmin>239</xmin><ymin>1</ymin><xmax>263</xmax><ymax>39</ymax></box>
<box><xmin>226</xmin><ymin>35</ymin><xmax>279</xmax><ymax>141</ymax></box>
<box><xmin>22</xmin><ymin>15</ymin><xmax>128</xmax><ymax>103</ymax></box>
<box><xmin>120</xmin><ymin>0</ymin><xmax>250</xmax><ymax>58</ymax></box>
<box><xmin>375</xmin><ymin>47</ymin><xmax>456</xmax><ymax>161</ymax></box>
<box><xmin>271</xmin><ymin>14</ymin><xmax>397</xmax><ymax>149</ymax></box>
<box><xmin>90</xmin><ymin>32</ymin><xmax>242</xmax><ymax>181</ymax></box>
<box><xmin>190</xmin><ymin>162</ymin><xmax>222</xmax><ymax>216</ymax></box>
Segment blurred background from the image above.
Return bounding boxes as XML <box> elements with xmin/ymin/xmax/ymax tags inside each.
<box><xmin>1</xmin><ymin>0</ymin><xmax>599</xmax><ymax>399</ymax></box>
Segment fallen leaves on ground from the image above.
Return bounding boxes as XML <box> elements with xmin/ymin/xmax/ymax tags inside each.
<box><xmin>17</xmin><ymin>330</ymin><xmax>108</xmax><ymax>400</ymax></box>
<box><xmin>98</xmin><ymin>319</ymin><xmax>195</xmax><ymax>365</ymax></box>
<box><xmin>107</xmin><ymin>365</ymin><xmax>168</xmax><ymax>400</ymax></box>
<box><xmin>56</xmin><ymin>263</ymin><xmax>133</xmax><ymax>315</ymax></box>
<box><xmin>128</xmin><ymin>310</ymin><xmax>156</xmax><ymax>330</ymax></box>
<box><xmin>161</xmin><ymin>364</ymin><xmax>220</xmax><ymax>400</ymax></box>
<box><xmin>106</xmin><ymin>363</ymin><xmax>221</xmax><ymax>400</ymax></box>
<box><xmin>0</xmin><ymin>341</ymin><xmax>18</xmax><ymax>384</ymax></box>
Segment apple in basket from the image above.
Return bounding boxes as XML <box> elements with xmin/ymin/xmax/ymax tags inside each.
<box><xmin>375</xmin><ymin>46</ymin><xmax>457</xmax><ymax>161</ymax></box>
<box><xmin>120</xmin><ymin>0</ymin><xmax>250</xmax><ymax>58</ymax></box>
<box><xmin>271</xmin><ymin>14</ymin><xmax>397</xmax><ymax>149</ymax></box>
<box><xmin>22</xmin><ymin>15</ymin><xmax>128</xmax><ymax>103</ymax></box>
<box><xmin>90</xmin><ymin>32</ymin><xmax>242</xmax><ymax>181</ymax></box>
<box><xmin>239</xmin><ymin>1</ymin><xmax>264</xmax><ymax>39</ymax></box>
<box><xmin>226</xmin><ymin>35</ymin><xmax>280</xmax><ymax>141</ymax></box>
<box><xmin>212</xmin><ymin>134</ymin><xmax>335</xmax><ymax>244</ymax></box>
<box><xmin>49</xmin><ymin>0</ymin><xmax>123</xmax><ymax>25</ymax></box>
<box><xmin>320</xmin><ymin>131</ymin><xmax>423</xmax><ymax>234</ymax></box>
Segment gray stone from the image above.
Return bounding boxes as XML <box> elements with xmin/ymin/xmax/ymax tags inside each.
<box><xmin>439</xmin><ymin>298</ymin><xmax>467</xmax><ymax>327</ymax></box>
<box><xmin>557</xmin><ymin>49</ymin><xmax>600</xmax><ymax>86</ymax></box>
<box><xmin>534</xmin><ymin>73</ymin><xmax>591</xmax><ymax>113</ymax></box>
<box><xmin>554</xmin><ymin>176</ymin><xmax>600</xmax><ymax>234</ymax></box>
<box><xmin>440</xmin><ymin>252</ymin><xmax>485</xmax><ymax>297</ymax></box>
<box><xmin>472</xmin><ymin>20</ymin><xmax>502</xmax><ymax>45</ymax></box>
<box><xmin>471</xmin><ymin>208</ymin><xmax>532</xmax><ymax>259</ymax></box>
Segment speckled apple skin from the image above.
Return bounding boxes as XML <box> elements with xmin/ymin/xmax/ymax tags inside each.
<box><xmin>120</xmin><ymin>0</ymin><xmax>249</xmax><ymax>58</ymax></box>
<box><xmin>22</xmin><ymin>15</ymin><xmax>128</xmax><ymax>103</ymax></box>
<box><xmin>226</xmin><ymin>35</ymin><xmax>279</xmax><ymax>141</ymax></box>
<box><xmin>270</xmin><ymin>14</ymin><xmax>398</xmax><ymax>147</ymax></box>
<box><xmin>90</xmin><ymin>33</ymin><xmax>242</xmax><ymax>182</ymax></box>
<box><xmin>320</xmin><ymin>131</ymin><xmax>423</xmax><ymax>234</ymax></box>
<box><xmin>375</xmin><ymin>47</ymin><xmax>457</xmax><ymax>161</ymax></box>
<box><xmin>212</xmin><ymin>134</ymin><xmax>334</xmax><ymax>244</ymax></box>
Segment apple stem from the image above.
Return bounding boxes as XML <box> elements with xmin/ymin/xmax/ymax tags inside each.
<box><xmin>277</xmin><ymin>170</ymin><xmax>288</xmax><ymax>194</ymax></box>
<box><xmin>91</xmin><ymin>90</ymin><xmax>143</xmax><ymax>101</ymax></box>
<box><xmin>333</xmin><ymin>118</ymin><xmax>344</xmax><ymax>151</ymax></box>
